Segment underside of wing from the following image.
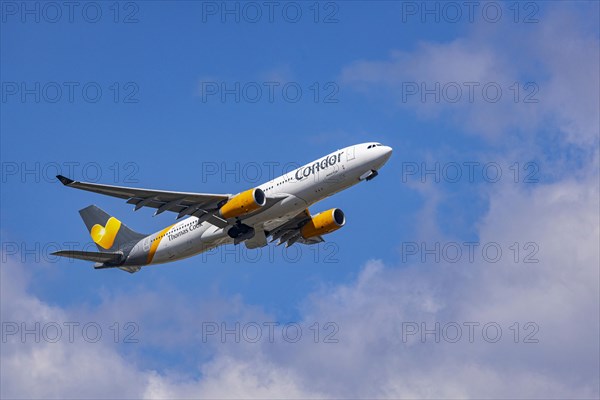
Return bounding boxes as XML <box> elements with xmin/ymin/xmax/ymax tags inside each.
<box><xmin>57</xmin><ymin>175</ymin><xmax>231</xmax><ymax>226</ymax></box>
<box><xmin>267</xmin><ymin>209</ymin><xmax>321</xmax><ymax>247</ymax></box>
<box><xmin>266</xmin><ymin>207</ymin><xmax>345</xmax><ymax>247</ymax></box>
<box><xmin>56</xmin><ymin>175</ymin><xmax>289</xmax><ymax>229</ymax></box>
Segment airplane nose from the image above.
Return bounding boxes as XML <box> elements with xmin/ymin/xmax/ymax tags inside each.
<box><xmin>381</xmin><ymin>145</ymin><xmax>393</xmax><ymax>161</ymax></box>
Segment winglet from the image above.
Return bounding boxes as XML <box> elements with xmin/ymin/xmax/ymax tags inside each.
<box><xmin>56</xmin><ymin>175</ymin><xmax>75</xmax><ymax>185</ymax></box>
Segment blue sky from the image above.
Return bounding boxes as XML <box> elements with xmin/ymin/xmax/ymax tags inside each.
<box><xmin>1</xmin><ymin>2</ymin><xmax>599</xmax><ymax>398</ymax></box>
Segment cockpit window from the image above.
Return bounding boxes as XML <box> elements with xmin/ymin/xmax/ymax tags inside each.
<box><xmin>368</xmin><ymin>143</ymin><xmax>383</xmax><ymax>149</ymax></box>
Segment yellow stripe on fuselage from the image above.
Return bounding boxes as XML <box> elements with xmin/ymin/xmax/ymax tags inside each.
<box><xmin>147</xmin><ymin>224</ymin><xmax>175</xmax><ymax>264</ymax></box>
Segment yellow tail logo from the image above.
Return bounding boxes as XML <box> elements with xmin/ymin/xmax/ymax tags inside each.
<box><xmin>90</xmin><ymin>217</ymin><xmax>122</xmax><ymax>250</ymax></box>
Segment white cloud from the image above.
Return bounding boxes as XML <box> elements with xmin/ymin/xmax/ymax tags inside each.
<box><xmin>0</xmin><ymin>263</ymin><xmax>152</xmax><ymax>399</ymax></box>
<box><xmin>256</xmin><ymin>174</ymin><xmax>599</xmax><ymax>398</ymax></box>
<box><xmin>341</xmin><ymin>5</ymin><xmax>599</xmax><ymax>148</ymax></box>
<box><xmin>2</xmin><ymin>4</ymin><xmax>598</xmax><ymax>399</ymax></box>
<box><xmin>2</xmin><ymin>168</ymin><xmax>598</xmax><ymax>398</ymax></box>
<box><xmin>0</xmin><ymin>259</ymin><xmax>323</xmax><ymax>399</ymax></box>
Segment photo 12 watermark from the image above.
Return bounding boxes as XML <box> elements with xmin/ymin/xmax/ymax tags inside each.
<box><xmin>1</xmin><ymin>161</ymin><xmax>140</xmax><ymax>184</ymax></box>
<box><xmin>1</xmin><ymin>81</ymin><xmax>140</xmax><ymax>104</ymax></box>
<box><xmin>199</xmin><ymin>81</ymin><xmax>339</xmax><ymax>104</ymax></box>
<box><xmin>2</xmin><ymin>241</ymin><xmax>98</xmax><ymax>264</ymax></box>
<box><xmin>401</xmin><ymin>161</ymin><xmax>540</xmax><ymax>184</ymax></box>
<box><xmin>400</xmin><ymin>241</ymin><xmax>540</xmax><ymax>264</ymax></box>
<box><xmin>398</xmin><ymin>81</ymin><xmax>539</xmax><ymax>104</ymax></box>
<box><xmin>201</xmin><ymin>161</ymin><xmax>302</xmax><ymax>184</ymax></box>
<box><xmin>400</xmin><ymin>1</ymin><xmax>539</xmax><ymax>24</ymax></box>
<box><xmin>401</xmin><ymin>321</ymin><xmax>540</xmax><ymax>344</ymax></box>
<box><xmin>1</xmin><ymin>1</ymin><xmax>140</xmax><ymax>24</ymax></box>
<box><xmin>201</xmin><ymin>321</ymin><xmax>339</xmax><ymax>344</ymax></box>
<box><xmin>200</xmin><ymin>1</ymin><xmax>339</xmax><ymax>24</ymax></box>
<box><xmin>200</xmin><ymin>241</ymin><xmax>340</xmax><ymax>264</ymax></box>
<box><xmin>2</xmin><ymin>321</ymin><xmax>140</xmax><ymax>344</ymax></box>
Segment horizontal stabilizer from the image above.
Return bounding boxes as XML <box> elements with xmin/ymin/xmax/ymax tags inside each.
<box><xmin>52</xmin><ymin>250</ymin><xmax>123</xmax><ymax>264</ymax></box>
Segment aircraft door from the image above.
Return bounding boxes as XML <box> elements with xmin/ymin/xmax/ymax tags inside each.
<box><xmin>346</xmin><ymin>146</ymin><xmax>355</xmax><ymax>161</ymax></box>
<box><xmin>142</xmin><ymin>237</ymin><xmax>150</xmax><ymax>252</ymax></box>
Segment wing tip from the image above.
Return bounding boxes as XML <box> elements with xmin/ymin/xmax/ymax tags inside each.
<box><xmin>56</xmin><ymin>175</ymin><xmax>74</xmax><ymax>185</ymax></box>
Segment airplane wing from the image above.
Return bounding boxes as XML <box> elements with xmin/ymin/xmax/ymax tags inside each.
<box><xmin>56</xmin><ymin>175</ymin><xmax>287</xmax><ymax>229</ymax></box>
<box><xmin>57</xmin><ymin>175</ymin><xmax>233</xmax><ymax>227</ymax></box>
<box><xmin>267</xmin><ymin>209</ymin><xmax>324</xmax><ymax>247</ymax></box>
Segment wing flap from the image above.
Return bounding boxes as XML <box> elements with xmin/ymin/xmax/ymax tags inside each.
<box><xmin>57</xmin><ymin>175</ymin><xmax>230</xmax><ymax>218</ymax></box>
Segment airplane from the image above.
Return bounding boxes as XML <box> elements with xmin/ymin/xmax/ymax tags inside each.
<box><xmin>53</xmin><ymin>142</ymin><xmax>393</xmax><ymax>273</ymax></box>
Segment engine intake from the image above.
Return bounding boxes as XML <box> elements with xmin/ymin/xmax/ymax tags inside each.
<box><xmin>219</xmin><ymin>188</ymin><xmax>266</xmax><ymax>219</ymax></box>
<box><xmin>301</xmin><ymin>208</ymin><xmax>345</xmax><ymax>239</ymax></box>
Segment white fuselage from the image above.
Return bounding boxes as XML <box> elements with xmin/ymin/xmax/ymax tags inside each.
<box><xmin>127</xmin><ymin>142</ymin><xmax>392</xmax><ymax>266</ymax></box>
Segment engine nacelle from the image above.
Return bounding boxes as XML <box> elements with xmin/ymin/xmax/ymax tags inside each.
<box><xmin>301</xmin><ymin>208</ymin><xmax>345</xmax><ymax>239</ymax></box>
<box><xmin>219</xmin><ymin>188</ymin><xmax>266</xmax><ymax>219</ymax></box>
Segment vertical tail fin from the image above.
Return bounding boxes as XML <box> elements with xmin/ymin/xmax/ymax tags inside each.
<box><xmin>79</xmin><ymin>205</ymin><xmax>146</xmax><ymax>253</ymax></box>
